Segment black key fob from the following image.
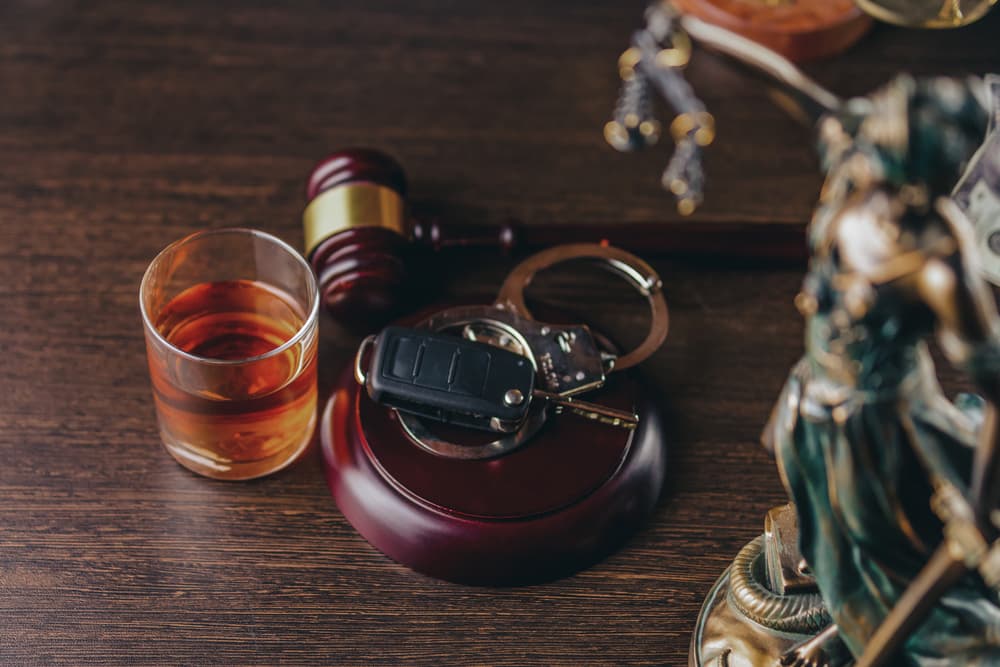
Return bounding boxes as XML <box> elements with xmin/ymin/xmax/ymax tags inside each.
<box><xmin>360</xmin><ymin>326</ymin><xmax>536</xmax><ymax>433</ymax></box>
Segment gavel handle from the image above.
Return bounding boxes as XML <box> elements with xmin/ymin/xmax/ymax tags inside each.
<box><xmin>410</xmin><ymin>218</ymin><xmax>807</xmax><ymax>262</ymax></box>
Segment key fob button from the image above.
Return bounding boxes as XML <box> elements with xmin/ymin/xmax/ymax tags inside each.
<box><xmin>449</xmin><ymin>347</ymin><xmax>490</xmax><ymax>396</ymax></box>
<box><xmin>386</xmin><ymin>335</ymin><xmax>422</xmax><ymax>381</ymax></box>
<box><xmin>414</xmin><ymin>340</ymin><xmax>458</xmax><ymax>389</ymax></box>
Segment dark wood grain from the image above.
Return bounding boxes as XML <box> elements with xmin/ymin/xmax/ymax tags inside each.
<box><xmin>1</xmin><ymin>1</ymin><xmax>997</xmax><ymax>664</ymax></box>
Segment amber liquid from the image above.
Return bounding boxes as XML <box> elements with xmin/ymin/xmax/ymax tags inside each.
<box><xmin>148</xmin><ymin>280</ymin><xmax>317</xmax><ymax>479</ymax></box>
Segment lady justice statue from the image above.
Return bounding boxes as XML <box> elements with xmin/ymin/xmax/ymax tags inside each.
<box><xmin>609</xmin><ymin>4</ymin><xmax>1000</xmax><ymax>665</ymax></box>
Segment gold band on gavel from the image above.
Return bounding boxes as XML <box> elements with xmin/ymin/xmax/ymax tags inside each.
<box><xmin>302</xmin><ymin>182</ymin><xmax>406</xmax><ymax>257</ymax></box>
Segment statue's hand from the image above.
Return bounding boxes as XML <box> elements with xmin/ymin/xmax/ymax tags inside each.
<box><xmin>779</xmin><ymin>624</ymin><xmax>847</xmax><ymax>667</ymax></box>
<box><xmin>779</xmin><ymin>643</ymin><xmax>830</xmax><ymax>667</ymax></box>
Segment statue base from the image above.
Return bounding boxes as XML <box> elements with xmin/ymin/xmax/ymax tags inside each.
<box><xmin>690</xmin><ymin>506</ymin><xmax>835</xmax><ymax>666</ymax></box>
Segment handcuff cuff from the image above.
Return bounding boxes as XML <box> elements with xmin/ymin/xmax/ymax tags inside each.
<box><xmin>353</xmin><ymin>243</ymin><xmax>669</xmax><ymax>460</ymax></box>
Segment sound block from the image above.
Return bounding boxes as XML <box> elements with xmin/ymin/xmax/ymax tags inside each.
<box><xmin>319</xmin><ymin>332</ymin><xmax>667</xmax><ymax>586</ymax></box>
<box><xmin>673</xmin><ymin>0</ymin><xmax>872</xmax><ymax>62</ymax></box>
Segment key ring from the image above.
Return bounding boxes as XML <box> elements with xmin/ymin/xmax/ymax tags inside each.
<box><xmin>494</xmin><ymin>243</ymin><xmax>669</xmax><ymax>371</ymax></box>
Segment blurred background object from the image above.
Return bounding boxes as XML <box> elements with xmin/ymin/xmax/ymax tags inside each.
<box><xmin>670</xmin><ymin>0</ymin><xmax>996</xmax><ymax>64</ymax></box>
<box><xmin>856</xmin><ymin>0</ymin><xmax>997</xmax><ymax>27</ymax></box>
<box><xmin>670</xmin><ymin>0</ymin><xmax>872</xmax><ymax>61</ymax></box>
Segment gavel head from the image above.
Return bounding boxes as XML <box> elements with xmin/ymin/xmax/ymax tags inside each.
<box><xmin>303</xmin><ymin>148</ymin><xmax>411</xmax><ymax>331</ymax></box>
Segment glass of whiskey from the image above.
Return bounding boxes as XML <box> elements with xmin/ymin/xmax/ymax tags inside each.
<box><xmin>140</xmin><ymin>228</ymin><xmax>319</xmax><ymax>480</ymax></box>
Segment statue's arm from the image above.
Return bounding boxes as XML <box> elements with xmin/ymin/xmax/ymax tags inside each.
<box><xmin>915</xmin><ymin>198</ymin><xmax>1000</xmax><ymax>511</ymax></box>
<box><xmin>914</xmin><ymin>200</ymin><xmax>1000</xmax><ymax>395</ymax></box>
<box><xmin>761</xmin><ymin>358</ymin><xmax>808</xmax><ymax>457</ymax></box>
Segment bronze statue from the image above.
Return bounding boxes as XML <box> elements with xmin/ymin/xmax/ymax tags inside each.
<box><xmin>610</xmin><ymin>4</ymin><xmax>1000</xmax><ymax>665</ymax></box>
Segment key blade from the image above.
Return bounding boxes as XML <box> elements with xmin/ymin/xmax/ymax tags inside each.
<box><xmin>533</xmin><ymin>390</ymin><xmax>639</xmax><ymax>429</ymax></box>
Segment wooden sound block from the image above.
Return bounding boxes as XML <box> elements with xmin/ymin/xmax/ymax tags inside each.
<box><xmin>318</xmin><ymin>319</ymin><xmax>667</xmax><ymax>586</ymax></box>
<box><xmin>673</xmin><ymin>0</ymin><xmax>872</xmax><ymax>62</ymax></box>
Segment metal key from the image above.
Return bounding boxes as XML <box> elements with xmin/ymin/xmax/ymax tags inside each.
<box><xmin>532</xmin><ymin>389</ymin><xmax>639</xmax><ymax>430</ymax></box>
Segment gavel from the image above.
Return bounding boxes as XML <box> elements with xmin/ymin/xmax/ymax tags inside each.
<box><xmin>302</xmin><ymin>148</ymin><xmax>805</xmax><ymax>329</ymax></box>
<box><xmin>303</xmin><ymin>148</ymin><xmax>520</xmax><ymax>330</ymax></box>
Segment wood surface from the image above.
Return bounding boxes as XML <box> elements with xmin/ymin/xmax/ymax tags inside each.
<box><xmin>1</xmin><ymin>1</ymin><xmax>998</xmax><ymax>664</ymax></box>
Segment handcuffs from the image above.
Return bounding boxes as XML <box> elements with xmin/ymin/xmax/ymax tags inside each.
<box><xmin>353</xmin><ymin>243</ymin><xmax>669</xmax><ymax>460</ymax></box>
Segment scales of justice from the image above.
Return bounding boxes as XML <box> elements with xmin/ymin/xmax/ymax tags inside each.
<box><xmin>609</xmin><ymin>3</ymin><xmax>1000</xmax><ymax>665</ymax></box>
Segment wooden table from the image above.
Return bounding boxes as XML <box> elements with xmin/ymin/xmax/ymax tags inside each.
<box><xmin>2</xmin><ymin>2</ymin><xmax>998</xmax><ymax>664</ymax></box>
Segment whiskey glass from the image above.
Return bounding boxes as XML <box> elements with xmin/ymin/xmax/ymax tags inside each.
<box><xmin>140</xmin><ymin>228</ymin><xmax>319</xmax><ymax>480</ymax></box>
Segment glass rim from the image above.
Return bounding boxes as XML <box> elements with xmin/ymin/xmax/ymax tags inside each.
<box><xmin>139</xmin><ymin>227</ymin><xmax>320</xmax><ymax>367</ymax></box>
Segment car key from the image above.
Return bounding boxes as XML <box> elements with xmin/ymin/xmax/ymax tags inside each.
<box><xmin>356</xmin><ymin>326</ymin><xmax>537</xmax><ymax>433</ymax></box>
<box><xmin>356</xmin><ymin>326</ymin><xmax>639</xmax><ymax>433</ymax></box>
